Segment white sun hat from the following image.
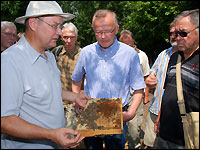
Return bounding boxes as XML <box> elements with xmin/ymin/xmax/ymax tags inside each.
<box><xmin>15</xmin><ymin>1</ymin><xmax>75</xmax><ymax>24</ymax></box>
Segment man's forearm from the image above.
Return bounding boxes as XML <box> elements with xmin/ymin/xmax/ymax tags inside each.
<box><xmin>62</xmin><ymin>90</ymin><xmax>78</xmax><ymax>102</ymax></box>
<box><xmin>128</xmin><ymin>89</ymin><xmax>144</xmax><ymax>118</ymax></box>
<box><xmin>72</xmin><ymin>80</ymin><xmax>82</xmax><ymax>93</ymax></box>
<box><xmin>1</xmin><ymin>115</ymin><xmax>52</xmax><ymax>140</ymax></box>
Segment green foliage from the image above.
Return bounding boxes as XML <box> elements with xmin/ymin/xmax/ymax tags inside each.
<box><xmin>1</xmin><ymin>1</ymin><xmax>30</xmax><ymax>32</ymax></box>
<box><xmin>1</xmin><ymin>1</ymin><xmax>198</xmax><ymax>62</ymax></box>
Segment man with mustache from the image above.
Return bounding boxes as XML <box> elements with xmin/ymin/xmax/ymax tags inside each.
<box><xmin>153</xmin><ymin>9</ymin><xmax>199</xmax><ymax>149</ymax></box>
<box><xmin>143</xmin><ymin>20</ymin><xmax>178</xmax><ymax>149</ymax></box>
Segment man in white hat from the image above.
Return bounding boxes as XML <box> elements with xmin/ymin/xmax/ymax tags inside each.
<box><xmin>1</xmin><ymin>1</ymin><xmax>91</xmax><ymax>149</ymax></box>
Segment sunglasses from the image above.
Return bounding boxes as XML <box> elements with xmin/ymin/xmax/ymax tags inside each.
<box><xmin>169</xmin><ymin>32</ymin><xmax>176</xmax><ymax>36</ymax></box>
<box><xmin>175</xmin><ymin>26</ymin><xmax>199</xmax><ymax>37</ymax></box>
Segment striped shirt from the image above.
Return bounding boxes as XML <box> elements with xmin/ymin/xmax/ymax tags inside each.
<box><xmin>149</xmin><ymin>47</ymin><xmax>174</xmax><ymax>115</ymax></box>
<box><xmin>72</xmin><ymin>38</ymin><xmax>146</xmax><ymax>107</ymax></box>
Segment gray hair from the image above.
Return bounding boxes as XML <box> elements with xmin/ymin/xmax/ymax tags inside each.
<box><xmin>120</xmin><ymin>30</ymin><xmax>134</xmax><ymax>39</ymax></box>
<box><xmin>1</xmin><ymin>21</ymin><xmax>17</xmax><ymax>31</ymax></box>
<box><xmin>62</xmin><ymin>22</ymin><xmax>78</xmax><ymax>36</ymax></box>
<box><xmin>92</xmin><ymin>9</ymin><xmax>118</xmax><ymax>29</ymax></box>
<box><xmin>174</xmin><ymin>9</ymin><xmax>199</xmax><ymax>33</ymax></box>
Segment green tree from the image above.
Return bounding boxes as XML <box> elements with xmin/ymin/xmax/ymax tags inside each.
<box><xmin>1</xmin><ymin>1</ymin><xmax>29</xmax><ymax>32</ymax></box>
<box><xmin>1</xmin><ymin>1</ymin><xmax>198</xmax><ymax>62</ymax></box>
<box><xmin>118</xmin><ymin>1</ymin><xmax>198</xmax><ymax>63</ymax></box>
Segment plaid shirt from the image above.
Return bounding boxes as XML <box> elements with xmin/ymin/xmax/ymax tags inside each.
<box><xmin>56</xmin><ymin>45</ymin><xmax>82</xmax><ymax>91</ymax></box>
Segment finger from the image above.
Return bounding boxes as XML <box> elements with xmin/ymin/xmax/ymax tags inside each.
<box><xmin>64</xmin><ymin>143</ymin><xmax>79</xmax><ymax>149</ymax></box>
<box><xmin>76</xmin><ymin>102</ymin><xmax>85</xmax><ymax>108</ymax></box>
<box><xmin>82</xmin><ymin>93</ymin><xmax>92</xmax><ymax>100</ymax></box>
<box><xmin>75</xmin><ymin>109</ymin><xmax>80</xmax><ymax>115</ymax></box>
<box><xmin>67</xmin><ymin>134</ymin><xmax>81</xmax><ymax>145</ymax></box>
<box><xmin>77</xmin><ymin>136</ymin><xmax>84</xmax><ymax>143</ymax></box>
<box><xmin>69</xmin><ymin>143</ymin><xmax>80</xmax><ymax>149</ymax></box>
<box><xmin>74</xmin><ymin>105</ymin><xmax>82</xmax><ymax>114</ymax></box>
<box><xmin>68</xmin><ymin>132</ymin><xmax>81</xmax><ymax>140</ymax></box>
<box><xmin>75</xmin><ymin>107</ymin><xmax>82</xmax><ymax>115</ymax></box>
<box><xmin>65</xmin><ymin>128</ymin><xmax>79</xmax><ymax>136</ymax></box>
<box><xmin>73</xmin><ymin>102</ymin><xmax>76</xmax><ymax>106</ymax></box>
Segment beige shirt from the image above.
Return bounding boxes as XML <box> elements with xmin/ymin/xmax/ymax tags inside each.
<box><xmin>130</xmin><ymin>47</ymin><xmax>150</xmax><ymax>95</ymax></box>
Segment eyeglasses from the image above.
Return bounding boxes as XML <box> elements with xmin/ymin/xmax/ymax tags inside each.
<box><xmin>37</xmin><ymin>18</ymin><xmax>63</xmax><ymax>31</ymax></box>
<box><xmin>169</xmin><ymin>32</ymin><xmax>176</xmax><ymax>36</ymax></box>
<box><xmin>62</xmin><ymin>36</ymin><xmax>76</xmax><ymax>40</ymax></box>
<box><xmin>2</xmin><ymin>32</ymin><xmax>17</xmax><ymax>38</ymax></box>
<box><xmin>175</xmin><ymin>26</ymin><xmax>199</xmax><ymax>37</ymax></box>
<box><xmin>94</xmin><ymin>27</ymin><xmax>116</xmax><ymax>36</ymax></box>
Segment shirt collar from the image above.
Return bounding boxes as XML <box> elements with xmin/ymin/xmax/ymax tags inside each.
<box><xmin>166</xmin><ymin>46</ymin><xmax>173</xmax><ymax>53</ymax></box>
<box><xmin>19</xmin><ymin>35</ymin><xmax>47</xmax><ymax>64</ymax></box>
<box><xmin>60</xmin><ymin>45</ymin><xmax>80</xmax><ymax>57</ymax></box>
<box><xmin>96</xmin><ymin>37</ymin><xmax>119</xmax><ymax>58</ymax></box>
<box><xmin>166</xmin><ymin>46</ymin><xmax>175</xmax><ymax>57</ymax></box>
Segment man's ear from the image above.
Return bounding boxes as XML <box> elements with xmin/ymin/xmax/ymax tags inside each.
<box><xmin>61</xmin><ymin>36</ymin><xmax>64</xmax><ymax>42</ymax></box>
<box><xmin>115</xmin><ymin>25</ymin><xmax>119</xmax><ymax>35</ymax></box>
<box><xmin>28</xmin><ymin>18</ymin><xmax>38</xmax><ymax>31</ymax></box>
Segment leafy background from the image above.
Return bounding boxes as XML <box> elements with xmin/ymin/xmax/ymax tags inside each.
<box><xmin>1</xmin><ymin>1</ymin><xmax>199</xmax><ymax>66</ymax></box>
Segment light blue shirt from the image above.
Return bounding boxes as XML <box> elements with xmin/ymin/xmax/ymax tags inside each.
<box><xmin>1</xmin><ymin>35</ymin><xmax>65</xmax><ymax>149</ymax></box>
<box><xmin>72</xmin><ymin>38</ymin><xmax>145</xmax><ymax>107</ymax></box>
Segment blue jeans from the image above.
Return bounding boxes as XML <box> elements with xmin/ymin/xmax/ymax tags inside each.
<box><xmin>84</xmin><ymin>122</ymin><xmax>128</xmax><ymax>149</ymax></box>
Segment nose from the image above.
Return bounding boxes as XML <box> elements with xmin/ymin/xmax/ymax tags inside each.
<box><xmin>11</xmin><ymin>34</ymin><xmax>16</xmax><ymax>40</ymax></box>
<box><xmin>175</xmin><ymin>33</ymin><xmax>182</xmax><ymax>40</ymax></box>
<box><xmin>67</xmin><ymin>38</ymin><xmax>71</xmax><ymax>42</ymax></box>
<box><xmin>101</xmin><ymin>32</ymin><xmax>106</xmax><ymax>38</ymax></box>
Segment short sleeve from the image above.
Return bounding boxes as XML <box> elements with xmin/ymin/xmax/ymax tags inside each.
<box><xmin>1</xmin><ymin>55</ymin><xmax>23</xmax><ymax>117</ymax></box>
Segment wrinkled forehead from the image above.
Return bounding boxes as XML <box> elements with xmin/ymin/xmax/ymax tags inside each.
<box><xmin>93</xmin><ymin>12</ymin><xmax>116</xmax><ymax>27</ymax></box>
<box><xmin>175</xmin><ymin>16</ymin><xmax>195</xmax><ymax>30</ymax></box>
<box><xmin>62</xmin><ymin>28</ymin><xmax>76</xmax><ymax>36</ymax></box>
<box><xmin>170</xmin><ymin>26</ymin><xmax>175</xmax><ymax>32</ymax></box>
<box><xmin>121</xmin><ymin>33</ymin><xmax>132</xmax><ymax>39</ymax></box>
<box><xmin>3</xmin><ymin>26</ymin><xmax>16</xmax><ymax>33</ymax></box>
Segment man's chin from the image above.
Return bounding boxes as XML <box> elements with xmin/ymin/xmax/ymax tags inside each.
<box><xmin>170</xmin><ymin>42</ymin><xmax>177</xmax><ymax>47</ymax></box>
<box><xmin>99</xmin><ymin>44</ymin><xmax>111</xmax><ymax>50</ymax></box>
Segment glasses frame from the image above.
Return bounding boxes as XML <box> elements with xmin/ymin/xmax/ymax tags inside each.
<box><xmin>169</xmin><ymin>32</ymin><xmax>176</xmax><ymax>36</ymax></box>
<box><xmin>37</xmin><ymin>17</ymin><xmax>63</xmax><ymax>31</ymax></box>
<box><xmin>94</xmin><ymin>27</ymin><xmax>116</xmax><ymax>36</ymax></box>
<box><xmin>62</xmin><ymin>36</ymin><xmax>76</xmax><ymax>40</ymax></box>
<box><xmin>1</xmin><ymin>32</ymin><xmax>17</xmax><ymax>38</ymax></box>
<box><xmin>175</xmin><ymin>26</ymin><xmax>199</xmax><ymax>37</ymax></box>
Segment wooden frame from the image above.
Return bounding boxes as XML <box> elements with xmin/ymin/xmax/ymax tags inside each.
<box><xmin>76</xmin><ymin>98</ymin><xmax>123</xmax><ymax>137</ymax></box>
